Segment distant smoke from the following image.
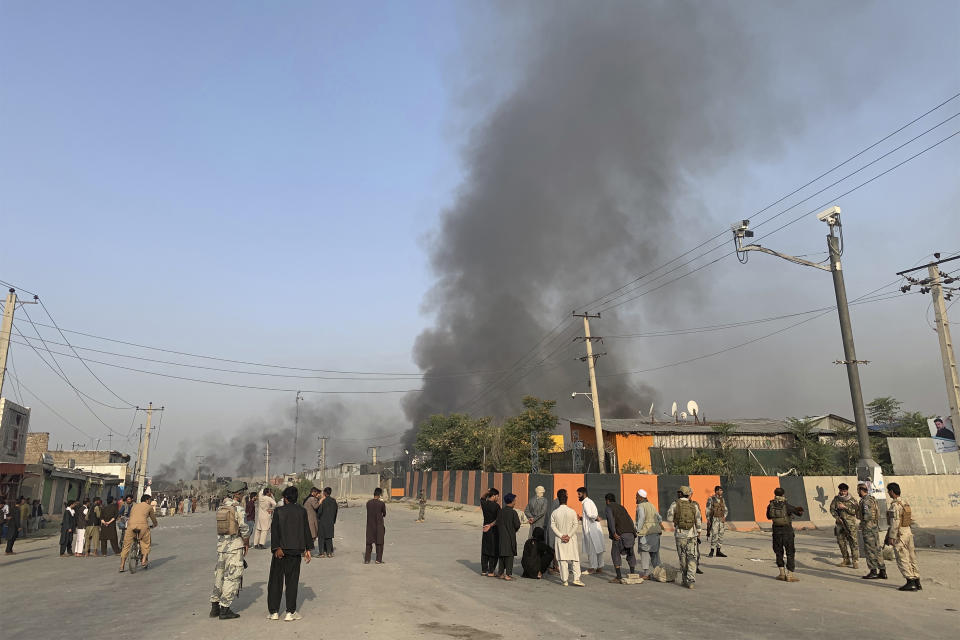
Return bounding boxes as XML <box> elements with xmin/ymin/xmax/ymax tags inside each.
<box><xmin>403</xmin><ymin>1</ymin><xmax>845</xmax><ymax>439</ymax></box>
<box><xmin>152</xmin><ymin>398</ymin><xmax>398</xmax><ymax>488</ymax></box>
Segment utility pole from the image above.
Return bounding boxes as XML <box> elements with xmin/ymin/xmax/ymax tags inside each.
<box><xmin>133</xmin><ymin>403</ymin><xmax>163</xmax><ymax>497</ymax></box>
<box><xmin>896</xmin><ymin>253</ymin><xmax>960</xmax><ymax>432</ymax></box>
<box><xmin>318</xmin><ymin>436</ymin><xmax>327</xmax><ymax>481</ymax></box>
<box><xmin>733</xmin><ymin>207</ymin><xmax>880</xmax><ymax>484</ymax></box>
<box><xmin>574</xmin><ymin>312</ymin><xmax>607</xmax><ymax>473</ymax></box>
<box><xmin>196</xmin><ymin>455</ymin><xmax>206</xmax><ymax>486</ymax></box>
<box><xmin>0</xmin><ymin>289</ymin><xmax>16</xmax><ymax>397</ymax></box>
<box><xmin>293</xmin><ymin>391</ymin><xmax>303</xmax><ymax>473</ymax></box>
<box><xmin>367</xmin><ymin>446</ymin><xmax>379</xmax><ymax>466</ymax></box>
<box><xmin>264</xmin><ymin>441</ymin><xmax>271</xmax><ymax>483</ymax></box>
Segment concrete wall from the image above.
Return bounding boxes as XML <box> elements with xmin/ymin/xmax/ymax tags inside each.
<box><xmin>403</xmin><ymin>471</ymin><xmax>960</xmax><ymax>528</ymax></box>
<box><xmin>889</xmin><ymin>438</ymin><xmax>960</xmax><ymax>475</ymax></box>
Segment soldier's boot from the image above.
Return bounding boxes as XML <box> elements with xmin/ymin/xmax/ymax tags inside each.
<box><xmin>715</xmin><ymin>548</ymin><xmax>727</xmax><ymax>558</ymax></box>
<box><xmin>776</xmin><ymin>567</ymin><xmax>787</xmax><ymax>581</ymax></box>
<box><xmin>878</xmin><ymin>567</ymin><xmax>888</xmax><ymax>579</ymax></box>
<box><xmin>862</xmin><ymin>569</ymin><xmax>879</xmax><ymax>579</ymax></box>
<box><xmin>219</xmin><ymin>607</ymin><xmax>240</xmax><ymax>619</ymax></box>
<box><xmin>785</xmin><ymin>571</ymin><xmax>799</xmax><ymax>582</ymax></box>
<box><xmin>913</xmin><ymin>578</ymin><xmax>922</xmax><ymax>591</ymax></box>
<box><xmin>210</xmin><ymin>603</ymin><xmax>221</xmax><ymax>618</ymax></box>
<box><xmin>851</xmin><ymin>559</ymin><xmax>858</xmax><ymax>569</ymax></box>
<box><xmin>707</xmin><ymin>549</ymin><xmax>714</xmax><ymax>557</ymax></box>
<box><xmin>897</xmin><ymin>580</ymin><xmax>918</xmax><ymax>592</ymax></box>
<box><xmin>837</xmin><ymin>556</ymin><xmax>850</xmax><ymax>567</ymax></box>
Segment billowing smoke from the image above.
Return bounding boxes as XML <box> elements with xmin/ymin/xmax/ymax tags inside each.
<box><xmin>403</xmin><ymin>1</ymin><xmax>853</xmax><ymax>438</ymax></box>
<box><xmin>152</xmin><ymin>398</ymin><xmax>400</xmax><ymax>488</ymax></box>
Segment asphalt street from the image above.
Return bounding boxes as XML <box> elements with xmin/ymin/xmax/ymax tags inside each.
<box><xmin>2</xmin><ymin>501</ymin><xmax>958</xmax><ymax>639</ymax></box>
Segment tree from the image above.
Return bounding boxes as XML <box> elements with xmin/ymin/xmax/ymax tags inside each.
<box><xmin>786</xmin><ymin>417</ymin><xmax>839</xmax><ymax>475</ymax></box>
<box><xmin>414</xmin><ymin>413</ymin><xmax>489</xmax><ymax>470</ymax></box>
<box><xmin>832</xmin><ymin>422</ymin><xmax>859</xmax><ymax>474</ymax></box>
<box><xmin>495</xmin><ymin>396</ymin><xmax>559</xmax><ymax>472</ymax></box>
<box><xmin>709</xmin><ymin>423</ymin><xmax>752</xmax><ymax>476</ymax></box>
<box><xmin>866</xmin><ymin>396</ymin><xmax>903</xmax><ymax>425</ymax></box>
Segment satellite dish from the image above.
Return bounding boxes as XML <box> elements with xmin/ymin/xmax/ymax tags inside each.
<box><xmin>687</xmin><ymin>400</ymin><xmax>699</xmax><ymax>416</ymax></box>
<box><xmin>671</xmin><ymin>402</ymin><xmax>678</xmax><ymax>416</ymax></box>
<box><xmin>680</xmin><ymin>411</ymin><xmax>688</xmax><ymax>420</ymax></box>
<box><xmin>648</xmin><ymin>402</ymin><xmax>655</xmax><ymax>417</ymax></box>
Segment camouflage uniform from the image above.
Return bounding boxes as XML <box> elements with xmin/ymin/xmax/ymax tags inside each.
<box><xmin>705</xmin><ymin>494</ymin><xmax>727</xmax><ymax>551</ymax></box>
<box><xmin>829</xmin><ymin>494</ymin><xmax>859</xmax><ymax>566</ymax></box>
<box><xmin>666</xmin><ymin>494</ymin><xmax>702</xmax><ymax>587</ymax></box>
<box><xmin>858</xmin><ymin>493</ymin><xmax>885</xmax><ymax>573</ymax></box>
<box><xmin>886</xmin><ymin>497</ymin><xmax>919</xmax><ymax>581</ymax></box>
<box><xmin>417</xmin><ymin>493</ymin><xmax>426</xmax><ymax>522</ymax></box>
<box><xmin>210</xmin><ymin>496</ymin><xmax>250</xmax><ymax>609</ymax></box>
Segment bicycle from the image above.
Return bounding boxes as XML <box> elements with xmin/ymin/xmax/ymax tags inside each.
<box><xmin>128</xmin><ymin>528</ymin><xmax>143</xmax><ymax>574</ymax></box>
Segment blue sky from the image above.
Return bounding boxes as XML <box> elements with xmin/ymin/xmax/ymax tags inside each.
<box><xmin>1</xmin><ymin>2</ymin><xmax>958</xmax><ymax>473</ymax></box>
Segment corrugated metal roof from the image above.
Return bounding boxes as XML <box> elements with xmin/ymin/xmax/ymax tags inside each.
<box><xmin>565</xmin><ymin>415</ymin><xmax>849</xmax><ymax>435</ymax></box>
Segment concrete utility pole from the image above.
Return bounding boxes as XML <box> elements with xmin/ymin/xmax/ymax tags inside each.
<box><xmin>368</xmin><ymin>446</ymin><xmax>379</xmax><ymax>465</ymax></box>
<box><xmin>293</xmin><ymin>391</ymin><xmax>303</xmax><ymax>473</ymax></box>
<box><xmin>733</xmin><ymin>207</ymin><xmax>880</xmax><ymax>484</ymax></box>
<box><xmin>896</xmin><ymin>254</ymin><xmax>960</xmax><ymax>432</ymax></box>
<box><xmin>264</xmin><ymin>441</ymin><xmax>271</xmax><ymax>483</ymax></box>
<box><xmin>318</xmin><ymin>436</ymin><xmax>327</xmax><ymax>480</ymax></box>
<box><xmin>574</xmin><ymin>312</ymin><xmax>607</xmax><ymax>473</ymax></box>
<box><xmin>196</xmin><ymin>455</ymin><xmax>206</xmax><ymax>485</ymax></box>
<box><xmin>133</xmin><ymin>403</ymin><xmax>163</xmax><ymax>497</ymax></box>
<box><xmin>0</xmin><ymin>289</ymin><xmax>16</xmax><ymax>397</ymax></box>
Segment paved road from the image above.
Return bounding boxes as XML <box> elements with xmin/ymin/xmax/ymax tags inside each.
<box><xmin>2</xmin><ymin>501</ymin><xmax>957</xmax><ymax>639</ymax></box>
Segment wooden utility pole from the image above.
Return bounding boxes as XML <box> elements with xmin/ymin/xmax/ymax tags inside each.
<box><xmin>0</xmin><ymin>289</ymin><xmax>16</xmax><ymax>397</ymax></box>
<box><xmin>133</xmin><ymin>403</ymin><xmax>163</xmax><ymax>497</ymax></box>
<box><xmin>575</xmin><ymin>312</ymin><xmax>607</xmax><ymax>473</ymax></box>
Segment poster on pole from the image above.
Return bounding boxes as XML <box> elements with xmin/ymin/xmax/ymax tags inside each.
<box><xmin>928</xmin><ymin>417</ymin><xmax>958</xmax><ymax>453</ymax></box>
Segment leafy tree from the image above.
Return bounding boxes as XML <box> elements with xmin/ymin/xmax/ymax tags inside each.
<box><xmin>786</xmin><ymin>416</ymin><xmax>839</xmax><ymax>475</ymax></box>
<box><xmin>866</xmin><ymin>396</ymin><xmax>903</xmax><ymax>425</ymax></box>
<box><xmin>495</xmin><ymin>396</ymin><xmax>559</xmax><ymax>472</ymax></box>
<box><xmin>832</xmin><ymin>422</ymin><xmax>859</xmax><ymax>474</ymax></box>
<box><xmin>893</xmin><ymin>411</ymin><xmax>931</xmax><ymax>437</ymax></box>
<box><xmin>415</xmin><ymin>413</ymin><xmax>490</xmax><ymax>470</ymax></box>
<box><xmin>620</xmin><ymin>460</ymin><xmax>647</xmax><ymax>474</ymax></box>
<box><xmin>710</xmin><ymin>423</ymin><xmax>753</xmax><ymax>476</ymax></box>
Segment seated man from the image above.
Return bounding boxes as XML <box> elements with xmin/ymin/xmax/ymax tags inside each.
<box><xmin>120</xmin><ymin>494</ymin><xmax>158</xmax><ymax>572</ymax></box>
<box><xmin>520</xmin><ymin>526</ymin><xmax>555</xmax><ymax>579</ymax></box>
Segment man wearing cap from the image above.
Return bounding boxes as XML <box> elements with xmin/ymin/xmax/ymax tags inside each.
<box><xmin>705</xmin><ymin>486</ymin><xmax>727</xmax><ymax>558</ymax></box>
<box><xmin>210</xmin><ymin>480</ymin><xmax>250</xmax><ymax>620</ymax></box>
<box><xmin>496</xmin><ymin>493</ymin><xmax>522</xmax><ymax>580</ymax></box>
<box><xmin>577</xmin><ymin>487</ymin><xmax>605</xmax><ymax>574</ymax></box>
<box><xmin>523</xmin><ymin>486</ymin><xmax>548</xmax><ymax>539</ymax></box>
<box><xmin>666</xmin><ymin>486</ymin><xmax>702</xmax><ymax>589</ymax></box>
<box><xmin>857</xmin><ymin>481</ymin><xmax>886</xmax><ymax>580</ymax></box>
<box><xmin>829</xmin><ymin>483</ymin><xmax>859</xmax><ymax>569</ymax></box>
<box><xmin>885</xmin><ymin>482</ymin><xmax>921</xmax><ymax>591</ymax></box>
<box><xmin>635</xmin><ymin>489</ymin><xmax>662</xmax><ymax>578</ymax></box>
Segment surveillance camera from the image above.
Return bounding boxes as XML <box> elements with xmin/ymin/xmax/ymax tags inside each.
<box><xmin>816</xmin><ymin>206</ymin><xmax>840</xmax><ymax>224</ymax></box>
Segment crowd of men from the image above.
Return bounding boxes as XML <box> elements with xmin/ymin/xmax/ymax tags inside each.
<box><xmin>477</xmin><ymin>481</ymin><xmax>922</xmax><ymax>592</ymax></box>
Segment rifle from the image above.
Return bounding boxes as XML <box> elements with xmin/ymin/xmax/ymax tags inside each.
<box><xmin>240</xmin><ymin>558</ymin><xmax>248</xmax><ymax>593</ymax></box>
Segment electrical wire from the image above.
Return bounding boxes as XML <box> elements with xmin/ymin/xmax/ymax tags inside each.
<box><xmin>4</xmin><ymin>369</ymin><xmax>94</xmax><ymax>439</ymax></box>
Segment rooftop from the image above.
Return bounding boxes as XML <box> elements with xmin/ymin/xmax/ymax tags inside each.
<box><xmin>564</xmin><ymin>414</ymin><xmax>852</xmax><ymax>435</ymax></box>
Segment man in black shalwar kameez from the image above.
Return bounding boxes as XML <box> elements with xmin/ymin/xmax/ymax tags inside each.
<box><xmin>364</xmin><ymin>488</ymin><xmax>387</xmax><ymax>564</ymax></box>
<box><xmin>480</xmin><ymin>488</ymin><xmax>500</xmax><ymax>577</ymax></box>
<box><xmin>521</xmin><ymin>526</ymin><xmax>554</xmax><ymax>579</ymax></box>
<box><xmin>496</xmin><ymin>493</ymin><xmax>522</xmax><ymax>580</ymax></box>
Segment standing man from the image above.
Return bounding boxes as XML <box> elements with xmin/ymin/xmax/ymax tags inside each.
<box><xmin>244</xmin><ymin>492</ymin><xmax>257</xmax><ymax>534</ymax></box>
<box><xmin>318</xmin><ymin>487</ymin><xmax>338</xmax><ymax>557</ymax></box>
<box><xmin>210</xmin><ymin>480</ymin><xmax>250</xmax><ymax>620</ymax></box>
<box><xmin>4</xmin><ymin>497</ymin><xmax>24</xmax><ymax>554</ymax></box>
<box><xmin>119</xmin><ymin>494</ymin><xmax>158</xmax><ymax>571</ymax></box>
<box><xmin>523</xmin><ymin>486</ymin><xmax>547</xmax><ymax>539</ymax></box>
<box><xmin>829</xmin><ymin>483</ymin><xmax>860</xmax><ymax>569</ymax></box>
<box><xmin>59</xmin><ymin>500</ymin><xmax>77</xmax><ymax>557</ymax></box>
<box><xmin>549</xmin><ymin>489</ymin><xmax>584</xmax><ymax>587</ymax></box>
<box><xmin>416</xmin><ymin>491</ymin><xmax>427</xmax><ymax>523</ymax></box>
<box><xmin>480</xmin><ymin>488</ymin><xmax>500</xmax><ymax>577</ymax></box>
<box><xmin>885</xmin><ymin>482</ymin><xmax>920</xmax><ymax>591</ymax></box>
<box><xmin>705</xmin><ymin>486</ymin><xmax>728</xmax><ymax>558</ymax></box>
<box><xmin>117</xmin><ymin>495</ymin><xmax>133</xmax><ymax>547</ymax></box>
<box><xmin>857</xmin><ymin>481</ymin><xmax>887</xmax><ymax>580</ymax></box>
<box><xmin>73</xmin><ymin>498</ymin><xmax>89</xmax><ymax>557</ymax></box>
<box><xmin>303</xmin><ymin>487</ymin><xmax>321</xmax><ymax>554</ymax></box>
<box><xmin>364</xmin><ymin>487</ymin><xmax>387</xmax><ymax>564</ymax></box>
<box><xmin>85</xmin><ymin>498</ymin><xmax>102</xmax><ymax>556</ymax></box>
<box><xmin>666</xmin><ymin>486</ymin><xmax>702</xmax><ymax>589</ymax></box>
<box><xmin>100</xmin><ymin>496</ymin><xmax>120</xmax><ymax>556</ymax></box>
<box><xmin>254</xmin><ymin>488</ymin><xmax>276</xmax><ymax>550</ymax></box>
<box><xmin>17</xmin><ymin>497</ymin><xmax>30</xmax><ymax>538</ymax></box>
<box><xmin>268</xmin><ymin>486</ymin><xmax>312</xmax><ymax>621</ymax></box>
<box><xmin>766</xmin><ymin>487</ymin><xmax>804</xmax><ymax>582</ymax></box>
<box><xmin>635</xmin><ymin>489</ymin><xmax>662</xmax><ymax>579</ymax></box>
<box><xmin>577</xmin><ymin>487</ymin><xmax>605</xmax><ymax>574</ymax></box>
<box><xmin>604</xmin><ymin>493</ymin><xmax>637</xmax><ymax>584</ymax></box>
<box><xmin>496</xmin><ymin>493</ymin><xmax>522</xmax><ymax>580</ymax></box>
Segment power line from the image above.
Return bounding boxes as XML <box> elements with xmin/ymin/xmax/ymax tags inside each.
<box><xmin>5</xmin><ymin>369</ymin><xmax>94</xmax><ymax>439</ymax></box>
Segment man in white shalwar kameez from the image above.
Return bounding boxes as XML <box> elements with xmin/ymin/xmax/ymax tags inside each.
<box><xmin>577</xmin><ymin>487</ymin><xmax>605</xmax><ymax>573</ymax></box>
<box><xmin>549</xmin><ymin>489</ymin><xmax>584</xmax><ymax>587</ymax></box>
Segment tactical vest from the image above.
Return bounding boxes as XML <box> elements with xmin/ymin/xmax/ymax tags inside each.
<box><xmin>637</xmin><ymin>502</ymin><xmax>662</xmax><ymax>535</ymax></box>
<box><xmin>769</xmin><ymin>499</ymin><xmax>790</xmax><ymax>526</ymax></box>
<box><xmin>710</xmin><ymin>497</ymin><xmax>725</xmax><ymax>518</ymax></box>
<box><xmin>674</xmin><ymin>500</ymin><xmax>697</xmax><ymax>530</ymax></box>
<box><xmin>900</xmin><ymin>502</ymin><xmax>912</xmax><ymax>528</ymax></box>
<box><xmin>860</xmin><ymin>496</ymin><xmax>878</xmax><ymax>525</ymax></box>
<box><xmin>216</xmin><ymin>504</ymin><xmax>239</xmax><ymax>536</ymax></box>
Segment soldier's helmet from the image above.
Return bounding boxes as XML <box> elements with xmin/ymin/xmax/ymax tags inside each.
<box><xmin>679</xmin><ymin>485</ymin><xmax>693</xmax><ymax>497</ymax></box>
<box><xmin>227</xmin><ymin>480</ymin><xmax>248</xmax><ymax>494</ymax></box>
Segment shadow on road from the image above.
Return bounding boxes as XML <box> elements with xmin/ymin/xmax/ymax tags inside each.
<box><xmin>233</xmin><ymin>581</ymin><xmax>265</xmax><ymax>612</ymax></box>
<box><xmin>145</xmin><ymin>555</ymin><xmax>176</xmax><ymax>570</ymax></box>
<box><xmin>457</xmin><ymin>558</ymin><xmax>482</xmax><ymax>574</ymax></box>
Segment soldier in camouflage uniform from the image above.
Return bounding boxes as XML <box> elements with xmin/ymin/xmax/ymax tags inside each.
<box><xmin>829</xmin><ymin>483</ymin><xmax>859</xmax><ymax>569</ymax></box>
<box><xmin>885</xmin><ymin>482</ymin><xmax>921</xmax><ymax>591</ymax></box>
<box><xmin>210</xmin><ymin>480</ymin><xmax>250</xmax><ymax>620</ymax></box>
<box><xmin>857</xmin><ymin>481</ymin><xmax>887</xmax><ymax>580</ymax></box>
<box><xmin>666</xmin><ymin>486</ymin><xmax>702</xmax><ymax>589</ymax></box>
<box><xmin>705</xmin><ymin>486</ymin><xmax>727</xmax><ymax>558</ymax></box>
